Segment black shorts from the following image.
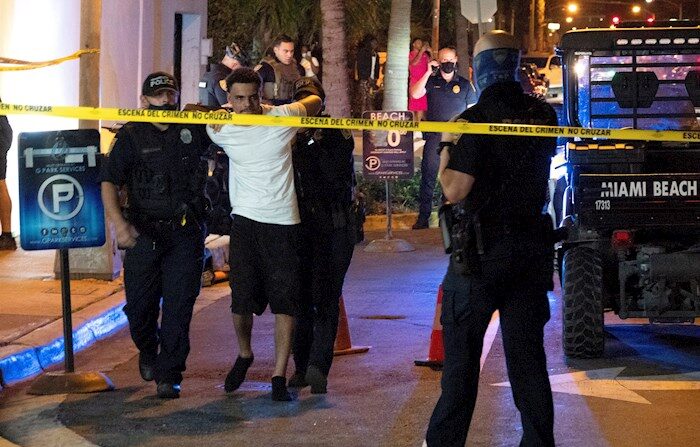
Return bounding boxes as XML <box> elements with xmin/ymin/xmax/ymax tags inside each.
<box><xmin>228</xmin><ymin>214</ymin><xmax>301</xmax><ymax>316</ymax></box>
<box><xmin>0</xmin><ymin>149</ymin><xmax>6</xmax><ymax>180</ymax></box>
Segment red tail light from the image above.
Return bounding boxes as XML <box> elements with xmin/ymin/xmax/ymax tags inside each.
<box><xmin>611</xmin><ymin>230</ymin><xmax>633</xmax><ymax>249</ymax></box>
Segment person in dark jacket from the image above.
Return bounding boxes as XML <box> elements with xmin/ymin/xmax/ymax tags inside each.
<box><xmin>425</xmin><ymin>31</ymin><xmax>558</xmax><ymax>447</ymax></box>
<box><xmin>102</xmin><ymin>72</ymin><xmax>212</xmax><ymax>399</ymax></box>
<box><xmin>353</xmin><ymin>34</ymin><xmax>381</xmax><ymax>117</ymax></box>
<box><xmin>287</xmin><ymin>77</ymin><xmax>356</xmax><ymax>394</ymax></box>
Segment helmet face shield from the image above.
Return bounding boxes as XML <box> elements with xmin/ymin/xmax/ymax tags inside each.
<box><xmin>472</xmin><ymin>31</ymin><xmax>521</xmax><ymax>92</ymax></box>
<box><xmin>473</xmin><ymin>48</ymin><xmax>520</xmax><ymax>92</ymax></box>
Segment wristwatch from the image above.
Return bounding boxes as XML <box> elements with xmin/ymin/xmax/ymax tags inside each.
<box><xmin>437</xmin><ymin>141</ymin><xmax>454</xmax><ymax>156</ymax></box>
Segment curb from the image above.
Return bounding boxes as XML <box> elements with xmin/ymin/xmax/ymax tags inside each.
<box><xmin>363</xmin><ymin>211</ymin><xmax>439</xmax><ymax>231</ymax></box>
<box><xmin>0</xmin><ymin>292</ymin><xmax>127</xmax><ymax>387</ymax></box>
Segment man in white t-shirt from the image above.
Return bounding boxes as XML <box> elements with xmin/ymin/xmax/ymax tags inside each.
<box><xmin>207</xmin><ymin>67</ymin><xmax>322</xmax><ymax>401</ymax></box>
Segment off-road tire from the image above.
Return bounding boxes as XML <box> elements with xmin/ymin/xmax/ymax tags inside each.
<box><xmin>562</xmin><ymin>246</ymin><xmax>604</xmax><ymax>358</ymax></box>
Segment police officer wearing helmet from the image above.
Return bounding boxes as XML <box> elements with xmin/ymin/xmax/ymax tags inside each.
<box><xmin>199</xmin><ymin>42</ymin><xmax>250</xmax><ymax>107</ymax></box>
<box><xmin>286</xmin><ymin>77</ymin><xmax>356</xmax><ymax>394</ymax></box>
<box><xmin>101</xmin><ymin>72</ymin><xmax>212</xmax><ymax>399</ymax></box>
<box><xmin>425</xmin><ymin>31</ymin><xmax>558</xmax><ymax>446</ymax></box>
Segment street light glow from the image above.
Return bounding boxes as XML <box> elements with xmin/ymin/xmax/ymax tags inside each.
<box><xmin>567</xmin><ymin>3</ymin><xmax>578</xmax><ymax>14</ymax></box>
<box><xmin>566</xmin><ymin>16</ymin><xmax>574</xmax><ymax>23</ymax></box>
<box><xmin>632</xmin><ymin>5</ymin><xmax>642</xmax><ymax>13</ymax></box>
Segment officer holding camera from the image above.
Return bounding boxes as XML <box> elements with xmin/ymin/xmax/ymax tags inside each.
<box><xmin>101</xmin><ymin>72</ymin><xmax>212</xmax><ymax>399</ymax></box>
<box><xmin>287</xmin><ymin>77</ymin><xmax>356</xmax><ymax>394</ymax></box>
<box><xmin>424</xmin><ymin>32</ymin><xmax>558</xmax><ymax>447</ymax></box>
<box><xmin>409</xmin><ymin>46</ymin><xmax>474</xmax><ymax>230</ymax></box>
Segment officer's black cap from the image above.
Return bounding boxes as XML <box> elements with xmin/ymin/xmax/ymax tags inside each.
<box><xmin>142</xmin><ymin>72</ymin><xmax>179</xmax><ymax>97</ymax></box>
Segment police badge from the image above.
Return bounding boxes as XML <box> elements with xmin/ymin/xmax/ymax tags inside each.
<box><xmin>180</xmin><ymin>128</ymin><xmax>193</xmax><ymax>144</ymax></box>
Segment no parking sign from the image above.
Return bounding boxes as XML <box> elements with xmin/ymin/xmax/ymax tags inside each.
<box><xmin>18</xmin><ymin>129</ymin><xmax>105</xmax><ymax>250</ymax></box>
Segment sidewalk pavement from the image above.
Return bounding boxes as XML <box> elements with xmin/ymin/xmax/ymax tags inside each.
<box><xmin>0</xmin><ymin>247</ymin><xmax>126</xmax><ymax>389</ymax></box>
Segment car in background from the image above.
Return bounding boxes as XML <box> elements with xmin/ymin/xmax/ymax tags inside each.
<box><xmin>521</xmin><ymin>53</ymin><xmax>562</xmax><ymax>104</ymax></box>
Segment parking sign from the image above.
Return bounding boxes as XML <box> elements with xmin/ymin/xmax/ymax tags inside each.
<box><xmin>18</xmin><ymin>130</ymin><xmax>105</xmax><ymax>250</ymax></box>
<box><xmin>362</xmin><ymin>110</ymin><xmax>414</xmax><ymax>180</ymax></box>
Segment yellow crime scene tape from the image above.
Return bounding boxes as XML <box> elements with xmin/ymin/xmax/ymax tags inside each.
<box><xmin>0</xmin><ymin>101</ymin><xmax>699</xmax><ymax>143</ymax></box>
<box><xmin>0</xmin><ymin>49</ymin><xmax>99</xmax><ymax>71</ymax></box>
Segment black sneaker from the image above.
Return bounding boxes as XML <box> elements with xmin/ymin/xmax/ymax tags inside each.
<box><xmin>156</xmin><ymin>382</ymin><xmax>181</xmax><ymax>399</ymax></box>
<box><xmin>271</xmin><ymin>376</ymin><xmax>293</xmax><ymax>401</ymax></box>
<box><xmin>411</xmin><ymin>220</ymin><xmax>429</xmax><ymax>230</ymax></box>
<box><xmin>305</xmin><ymin>365</ymin><xmax>327</xmax><ymax>394</ymax></box>
<box><xmin>0</xmin><ymin>234</ymin><xmax>17</xmax><ymax>250</ymax></box>
<box><xmin>287</xmin><ymin>371</ymin><xmax>308</xmax><ymax>388</ymax></box>
<box><xmin>224</xmin><ymin>355</ymin><xmax>254</xmax><ymax>392</ymax></box>
<box><xmin>138</xmin><ymin>352</ymin><xmax>155</xmax><ymax>382</ymax></box>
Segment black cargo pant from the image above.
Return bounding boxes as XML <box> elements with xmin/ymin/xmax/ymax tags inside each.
<box><xmin>426</xmin><ymin>232</ymin><xmax>554</xmax><ymax>447</ymax></box>
<box><xmin>293</xmin><ymin>203</ymin><xmax>355</xmax><ymax>376</ymax></box>
<box><xmin>123</xmin><ymin>219</ymin><xmax>205</xmax><ymax>385</ymax></box>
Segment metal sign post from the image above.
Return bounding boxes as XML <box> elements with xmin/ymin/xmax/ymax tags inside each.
<box><xmin>362</xmin><ymin>111</ymin><xmax>415</xmax><ymax>253</ymax></box>
<box><xmin>19</xmin><ymin>129</ymin><xmax>114</xmax><ymax>395</ymax></box>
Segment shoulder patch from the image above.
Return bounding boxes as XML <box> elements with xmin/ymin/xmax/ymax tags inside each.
<box><xmin>341</xmin><ymin>129</ymin><xmax>352</xmax><ymax>140</ymax></box>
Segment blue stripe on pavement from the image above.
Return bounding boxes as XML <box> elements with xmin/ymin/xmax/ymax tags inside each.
<box><xmin>0</xmin><ymin>302</ymin><xmax>127</xmax><ymax>387</ymax></box>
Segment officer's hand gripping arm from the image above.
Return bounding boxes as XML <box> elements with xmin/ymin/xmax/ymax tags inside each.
<box><xmin>298</xmin><ymin>95</ymin><xmax>322</xmax><ymax>117</ymax></box>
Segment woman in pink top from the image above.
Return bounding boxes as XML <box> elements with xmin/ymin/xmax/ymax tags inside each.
<box><xmin>409</xmin><ymin>37</ymin><xmax>431</xmax><ymax>121</ymax></box>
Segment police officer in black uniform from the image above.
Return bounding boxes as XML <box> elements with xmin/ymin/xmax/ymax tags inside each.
<box><xmin>102</xmin><ymin>72</ymin><xmax>211</xmax><ymax>399</ymax></box>
<box><xmin>425</xmin><ymin>31</ymin><xmax>558</xmax><ymax>446</ymax></box>
<box><xmin>199</xmin><ymin>42</ymin><xmax>249</xmax><ymax>107</ymax></box>
<box><xmin>286</xmin><ymin>77</ymin><xmax>356</xmax><ymax>394</ymax></box>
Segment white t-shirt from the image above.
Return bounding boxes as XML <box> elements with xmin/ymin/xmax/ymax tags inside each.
<box><xmin>207</xmin><ymin>102</ymin><xmax>306</xmax><ymax>225</ymax></box>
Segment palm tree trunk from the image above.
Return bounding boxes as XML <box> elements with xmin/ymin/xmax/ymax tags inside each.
<box><xmin>382</xmin><ymin>0</ymin><xmax>411</xmax><ymax>110</ymax></box>
<box><xmin>453</xmin><ymin>0</ymin><xmax>471</xmax><ymax>79</ymax></box>
<box><xmin>320</xmin><ymin>0</ymin><xmax>350</xmax><ymax>118</ymax></box>
<box><xmin>537</xmin><ymin>0</ymin><xmax>546</xmax><ymax>52</ymax></box>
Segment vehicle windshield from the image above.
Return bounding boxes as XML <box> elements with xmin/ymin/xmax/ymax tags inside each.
<box><xmin>522</xmin><ymin>57</ymin><xmax>548</xmax><ymax>69</ymax></box>
<box><xmin>573</xmin><ymin>51</ymin><xmax>700</xmax><ymax>131</ymax></box>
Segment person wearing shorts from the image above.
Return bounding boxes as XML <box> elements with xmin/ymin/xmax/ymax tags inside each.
<box><xmin>207</xmin><ymin>67</ymin><xmax>322</xmax><ymax>401</ymax></box>
<box><xmin>0</xmin><ymin>99</ymin><xmax>15</xmax><ymax>250</ymax></box>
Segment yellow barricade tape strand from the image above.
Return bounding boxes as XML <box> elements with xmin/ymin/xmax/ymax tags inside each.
<box><xmin>0</xmin><ymin>49</ymin><xmax>99</xmax><ymax>71</ymax></box>
<box><xmin>0</xmin><ymin>102</ymin><xmax>698</xmax><ymax>143</ymax></box>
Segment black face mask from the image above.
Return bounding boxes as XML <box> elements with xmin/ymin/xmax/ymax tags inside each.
<box><xmin>440</xmin><ymin>62</ymin><xmax>456</xmax><ymax>74</ymax></box>
<box><xmin>148</xmin><ymin>103</ymin><xmax>178</xmax><ymax>111</ymax></box>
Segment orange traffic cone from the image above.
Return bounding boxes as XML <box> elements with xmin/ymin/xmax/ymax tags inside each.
<box><xmin>414</xmin><ymin>284</ymin><xmax>444</xmax><ymax>368</ymax></box>
<box><xmin>334</xmin><ymin>295</ymin><xmax>370</xmax><ymax>356</ymax></box>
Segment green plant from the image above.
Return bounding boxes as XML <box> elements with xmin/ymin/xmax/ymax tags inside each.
<box><xmin>355</xmin><ymin>170</ymin><xmax>441</xmax><ymax>215</ymax></box>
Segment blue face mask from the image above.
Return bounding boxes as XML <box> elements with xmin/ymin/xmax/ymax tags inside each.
<box><xmin>473</xmin><ymin>48</ymin><xmax>520</xmax><ymax>93</ymax></box>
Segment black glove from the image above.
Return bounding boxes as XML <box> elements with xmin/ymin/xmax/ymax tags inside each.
<box><xmin>293</xmin><ymin>77</ymin><xmax>325</xmax><ymax>103</ymax></box>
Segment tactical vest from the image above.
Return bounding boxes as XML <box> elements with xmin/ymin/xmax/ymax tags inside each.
<box><xmin>457</xmin><ymin>84</ymin><xmax>558</xmax><ymax>226</ymax></box>
<box><xmin>262</xmin><ymin>56</ymin><xmax>301</xmax><ymax>101</ymax></box>
<box><xmin>120</xmin><ymin>123</ymin><xmax>208</xmax><ymax>222</ymax></box>
<box><xmin>293</xmin><ymin>126</ymin><xmax>355</xmax><ymax>206</ymax></box>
